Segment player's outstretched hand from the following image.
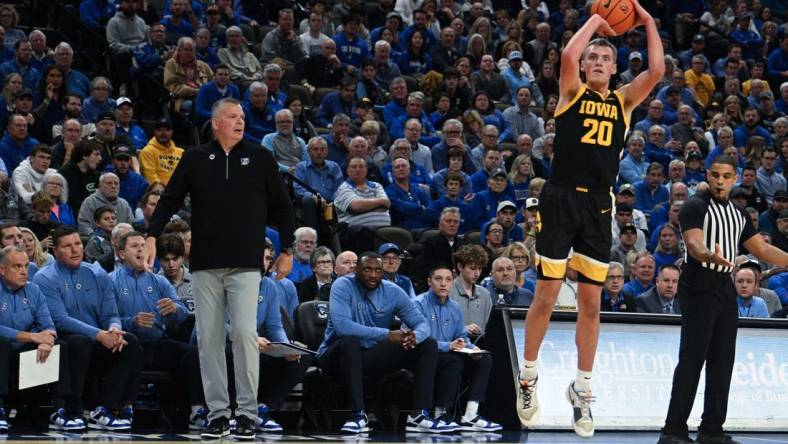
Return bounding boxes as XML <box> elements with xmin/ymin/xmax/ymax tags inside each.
<box><xmin>591</xmin><ymin>14</ymin><xmax>616</xmax><ymax>36</ymax></box>
<box><xmin>630</xmin><ymin>0</ymin><xmax>654</xmax><ymax>28</ymax></box>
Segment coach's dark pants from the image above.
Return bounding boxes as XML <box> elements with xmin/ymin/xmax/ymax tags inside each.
<box><xmin>434</xmin><ymin>352</ymin><xmax>492</xmax><ymax>410</ymax></box>
<box><xmin>318</xmin><ymin>337</ymin><xmax>438</xmax><ymax>412</ymax></box>
<box><xmin>0</xmin><ymin>337</ymin><xmax>74</xmax><ymax>412</ymax></box>
<box><xmin>64</xmin><ymin>333</ymin><xmax>143</xmax><ymax>411</ymax></box>
<box><xmin>143</xmin><ymin>339</ymin><xmax>204</xmax><ymax>405</ymax></box>
<box><xmin>664</xmin><ymin>265</ymin><xmax>738</xmax><ymax>437</ymax></box>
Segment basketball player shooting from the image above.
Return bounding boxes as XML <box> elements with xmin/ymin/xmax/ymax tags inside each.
<box><xmin>516</xmin><ymin>0</ymin><xmax>664</xmax><ymax>438</ymax></box>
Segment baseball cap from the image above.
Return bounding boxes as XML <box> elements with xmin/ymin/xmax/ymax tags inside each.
<box><xmin>496</xmin><ymin>200</ymin><xmax>517</xmax><ymax>213</ymax></box>
<box><xmin>730</xmin><ymin>187</ymin><xmax>748</xmax><ymax>198</ymax></box>
<box><xmin>155</xmin><ymin>117</ymin><xmax>173</xmax><ymax>129</ymax></box>
<box><xmin>620</xmin><ymin>223</ymin><xmax>637</xmax><ymax>235</ymax></box>
<box><xmin>616</xmin><ymin>203</ymin><xmax>633</xmax><ymax>213</ymax></box>
<box><xmin>358</xmin><ymin>97</ymin><xmax>374</xmax><ymax>109</ymax></box>
<box><xmin>760</xmin><ymin>90</ymin><xmax>774</xmax><ymax>100</ymax></box>
<box><xmin>116</xmin><ymin>96</ymin><xmax>133</xmax><ymax>108</ymax></box>
<box><xmin>618</xmin><ymin>183</ymin><xmax>635</xmax><ymax>195</ymax></box>
<box><xmin>490</xmin><ymin>168</ymin><xmax>507</xmax><ymax>179</ymax></box>
<box><xmin>96</xmin><ymin>111</ymin><xmax>115</xmax><ymax>123</ymax></box>
<box><xmin>508</xmin><ymin>51</ymin><xmax>523</xmax><ymax>61</ymax></box>
<box><xmin>386</xmin><ymin>11</ymin><xmax>403</xmax><ymax>22</ymax></box>
<box><xmin>666</xmin><ymin>86</ymin><xmax>681</xmax><ymax>95</ymax></box>
<box><xmin>686</xmin><ymin>151</ymin><xmax>702</xmax><ymax>161</ymax></box>
<box><xmin>525</xmin><ymin>197</ymin><xmax>539</xmax><ymax>209</ymax></box>
<box><xmin>112</xmin><ymin>145</ymin><xmax>133</xmax><ymax>160</ymax></box>
<box><xmin>692</xmin><ymin>34</ymin><xmax>705</xmax><ymax>43</ymax></box>
<box><xmin>14</xmin><ymin>88</ymin><xmax>33</xmax><ymax>100</ymax></box>
<box><xmin>377</xmin><ymin>243</ymin><xmax>401</xmax><ymax>256</ymax></box>
<box><xmin>629</xmin><ymin>51</ymin><xmax>643</xmax><ymax>61</ymax></box>
<box><xmin>774</xmin><ymin>190</ymin><xmax>788</xmax><ymax>201</ymax></box>
<box><xmin>739</xmin><ymin>258</ymin><xmax>762</xmax><ymax>273</ymax></box>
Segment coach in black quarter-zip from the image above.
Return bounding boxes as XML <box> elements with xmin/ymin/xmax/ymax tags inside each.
<box><xmin>144</xmin><ymin>98</ymin><xmax>295</xmax><ymax>441</ymax></box>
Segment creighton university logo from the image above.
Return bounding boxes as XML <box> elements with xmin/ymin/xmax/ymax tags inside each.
<box><xmin>241</xmin><ymin>157</ymin><xmax>250</xmax><ymax>166</ymax></box>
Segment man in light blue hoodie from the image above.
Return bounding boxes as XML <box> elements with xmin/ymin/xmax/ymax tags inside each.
<box><xmin>110</xmin><ymin>231</ymin><xmax>207</xmax><ymax>430</ymax></box>
<box><xmin>315</xmin><ymin>252</ymin><xmax>454</xmax><ymax>434</ymax></box>
<box><xmin>413</xmin><ymin>265</ymin><xmax>501</xmax><ymax>432</ymax></box>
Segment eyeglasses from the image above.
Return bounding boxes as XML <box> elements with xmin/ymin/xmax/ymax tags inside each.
<box><xmin>276</xmin><ymin>120</ymin><xmax>293</xmax><ymax>124</ymax></box>
<box><xmin>382</xmin><ymin>256</ymin><xmax>401</xmax><ymax>262</ymax></box>
<box><xmin>489</xmin><ymin>229</ymin><xmax>503</xmax><ymax>234</ymax></box>
<box><xmin>316</xmin><ymin>260</ymin><xmax>333</xmax><ymax>265</ymax></box>
<box><xmin>298</xmin><ymin>239</ymin><xmax>316</xmax><ymax>245</ymax></box>
<box><xmin>510</xmin><ymin>255</ymin><xmax>528</xmax><ymax>261</ymax></box>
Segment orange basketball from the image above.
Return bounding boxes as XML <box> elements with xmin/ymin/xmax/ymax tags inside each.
<box><xmin>591</xmin><ymin>0</ymin><xmax>637</xmax><ymax>35</ymax></box>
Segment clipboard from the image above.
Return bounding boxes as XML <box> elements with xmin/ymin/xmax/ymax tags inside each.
<box><xmin>452</xmin><ymin>347</ymin><xmax>490</xmax><ymax>355</ymax></box>
<box><xmin>19</xmin><ymin>344</ymin><xmax>60</xmax><ymax>390</ymax></box>
<box><xmin>261</xmin><ymin>342</ymin><xmax>317</xmax><ymax>358</ymax></box>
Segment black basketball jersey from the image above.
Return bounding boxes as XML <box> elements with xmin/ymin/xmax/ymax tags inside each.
<box><xmin>551</xmin><ymin>84</ymin><xmax>629</xmax><ymax>190</ymax></box>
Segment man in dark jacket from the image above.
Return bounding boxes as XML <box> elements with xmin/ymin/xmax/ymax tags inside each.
<box><xmin>58</xmin><ymin>141</ymin><xmax>101</xmax><ymax>212</ymax></box>
<box><xmin>143</xmin><ymin>98</ymin><xmax>295</xmax><ymax>441</ymax></box>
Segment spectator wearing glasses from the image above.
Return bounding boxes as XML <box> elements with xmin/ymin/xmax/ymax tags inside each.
<box><xmin>600</xmin><ymin>262</ymin><xmax>636</xmax><ymax>312</ymax></box>
<box><xmin>297</xmin><ymin>247</ymin><xmax>335</xmax><ymax>303</ymax></box>
<box><xmin>634</xmin><ymin>99</ymin><xmax>672</xmax><ymax>139</ymax></box>
<box><xmin>379</xmin><ymin>243</ymin><xmax>416</xmax><ymax>298</ymax></box>
<box><xmin>430</xmin><ymin>119</ymin><xmax>476</xmax><ymax>175</ymax></box>
<box><xmin>284</xmin><ymin>227</ymin><xmax>316</xmax><ymax>285</ymax></box>
<box><xmin>261</xmin><ymin>109</ymin><xmax>307</xmax><ymax>173</ymax></box>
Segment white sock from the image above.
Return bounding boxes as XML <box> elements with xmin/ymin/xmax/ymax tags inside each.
<box><xmin>190</xmin><ymin>405</ymin><xmax>203</xmax><ymax>416</ymax></box>
<box><xmin>434</xmin><ymin>406</ymin><xmax>447</xmax><ymax>418</ymax></box>
<box><xmin>575</xmin><ymin>369</ymin><xmax>592</xmax><ymax>393</ymax></box>
<box><xmin>520</xmin><ymin>360</ymin><xmax>538</xmax><ymax>381</ymax></box>
<box><xmin>463</xmin><ymin>401</ymin><xmax>479</xmax><ymax>422</ymax></box>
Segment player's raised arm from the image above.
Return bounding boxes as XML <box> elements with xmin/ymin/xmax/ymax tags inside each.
<box><xmin>619</xmin><ymin>0</ymin><xmax>665</xmax><ymax>115</ymax></box>
<box><xmin>558</xmin><ymin>14</ymin><xmax>615</xmax><ymax>107</ymax></box>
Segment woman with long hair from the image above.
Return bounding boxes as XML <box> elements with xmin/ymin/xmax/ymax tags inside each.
<box><xmin>286</xmin><ymin>96</ymin><xmax>316</xmax><ymax>142</ymax></box>
<box><xmin>34</xmin><ymin>65</ymin><xmax>68</xmax><ymax>128</ymax></box>
<box><xmin>19</xmin><ymin>226</ymin><xmax>54</xmax><ymax>268</ymax></box>
<box><xmin>42</xmin><ymin>174</ymin><xmax>77</xmax><ymax>227</ymax></box>
<box><xmin>462</xmin><ymin>109</ymin><xmax>485</xmax><ymax>149</ymax></box>
<box><xmin>465</xmin><ymin>33</ymin><xmax>487</xmax><ymax>71</ymax></box>
<box><xmin>468</xmin><ymin>17</ymin><xmax>495</xmax><ymax>54</ymax></box>
<box><xmin>399</xmin><ymin>29</ymin><xmax>431</xmax><ymax>76</ymax></box>
<box><xmin>536</xmin><ymin>61</ymin><xmax>559</xmax><ymax>100</ymax></box>
<box><xmin>508</xmin><ymin>154</ymin><xmax>533</xmax><ymax>207</ymax></box>
<box><xmin>471</xmin><ymin>90</ymin><xmax>507</xmax><ymax>132</ymax></box>
<box><xmin>0</xmin><ymin>72</ymin><xmax>22</xmax><ymax>122</ymax></box>
<box><xmin>723</xmin><ymin>95</ymin><xmax>744</xmax><ymax>128</ymax></box>
<box><xmin>495</xmin><ymin>21</ymin><xmax>524</xmax><ymax>60</ymax></box>
<box><xmin>653</xmin><ymin>223</ymin><xmax>681</xmax><ymax>271</ymax></box>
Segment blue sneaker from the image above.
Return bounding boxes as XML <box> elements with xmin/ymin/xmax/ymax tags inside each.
<box><xmin>0</xmin><ymin>408</ymin><xmax>9</xmax><ymax>432</ymax></box>
<box><xmin>88</xmin><ymin>406</ymin><xmax>131</xmax><ymax>431</ymax></box>
<box><xmin>459</xmin><ymin>415</ymin><xmax>503</xmax><ymax>432</ymax></box>
<box><xmin>189</xmin><ymin>407</ymin><xmax>209</xmax><ymax>431</ymax></box>
<box><xmin>340</xmin><ymin>411</ymin><xmax>370</xmax><ymax>433</ymax></box>
<box><xmin>49</xmin><ymin>408</ymin><xmax>85</xmax><ymax>432</ymax></box>
<box><xmin>256</xmin><ymin>405</ymin><xmax>283</xmax><ymax>432</ymax></box>
<box><xmin>405</xmin><ymin>410</ymin><xmax>459</xmax><ymax>433</ymax></box>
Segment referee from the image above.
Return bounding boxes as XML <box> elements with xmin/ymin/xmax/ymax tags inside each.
<box><xmin>659</xmin><ymin>155</ymin><xmax>788</xmax><ymax>444</ymax></box>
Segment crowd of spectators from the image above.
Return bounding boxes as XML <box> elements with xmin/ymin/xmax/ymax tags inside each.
<box><xmin>0</xmin><ymin>0</ymin><xmax>787</xmax><ymax>435</ymax></box>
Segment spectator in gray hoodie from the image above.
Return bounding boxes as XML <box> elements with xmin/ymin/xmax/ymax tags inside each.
<box><xmin>77</xmin><ymin>172</ymin><xmax>134</xmax><ymax>236</ymax></box>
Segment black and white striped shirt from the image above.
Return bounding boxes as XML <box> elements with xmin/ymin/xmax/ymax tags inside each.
<box><xmin>678</xmin><ymin>191</ymin><xmax>757</xmax><ymax>273</ymax></box>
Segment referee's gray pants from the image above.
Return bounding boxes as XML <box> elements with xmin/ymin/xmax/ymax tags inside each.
<box><xmin>192</xmin><ymin>268</ymin><xmax>261</xmax><ymax>422</ymax></box>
